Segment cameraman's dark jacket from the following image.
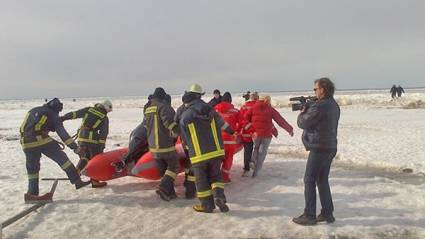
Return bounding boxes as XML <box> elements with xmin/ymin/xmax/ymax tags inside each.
<box><xmin>297</xmin><ymin>96</ymin><xmax>340</xmax><ymax>151</ymax></box>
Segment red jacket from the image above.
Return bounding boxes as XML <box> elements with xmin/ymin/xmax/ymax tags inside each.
<box><xmin>214</xmin><ymin>102</ymin><xmax>241</xmax><ymax>143</ymax></box>
<box><xmin>239</xmin><ymin>100</ymin><xmax>256</xmax><ymax>142</ymax></box>
<box><xmin>246</xmin><ymin>100</ymin><xmax>293</xmax><ymax>138</ymax></box>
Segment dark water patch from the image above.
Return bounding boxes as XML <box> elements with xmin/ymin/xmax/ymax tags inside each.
<box><xmin>5</xmin><ymin>135</ymin><xmax>20</xmax><ymax>141</ymax></box>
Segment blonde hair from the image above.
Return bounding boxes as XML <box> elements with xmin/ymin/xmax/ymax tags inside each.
<box><xmin>260</xmin><ymin>95</ymin><xmax>271</xmax><ymax>103</ymax></box>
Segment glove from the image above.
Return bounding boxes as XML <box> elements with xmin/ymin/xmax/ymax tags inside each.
<box><xmin>73</xmin><ymin>147</ymin><xmax>81</xmax><ymax>155</ymax></box>
<box><xmin>113</xmin><ymin>160</ymin><xmax>126</xmax><ymax>173</ymax></box>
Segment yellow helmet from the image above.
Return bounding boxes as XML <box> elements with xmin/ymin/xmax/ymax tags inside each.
<box><xmin>188</xmin><ymin>84</ymin><xmax>205</xmax><ymax>95</ymax></box>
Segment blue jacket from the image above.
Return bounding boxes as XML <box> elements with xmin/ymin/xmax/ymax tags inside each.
<box><xmin>297</xmin><ymin>97</ymin><xmax>340</xmax><ymax>151</ymax></box>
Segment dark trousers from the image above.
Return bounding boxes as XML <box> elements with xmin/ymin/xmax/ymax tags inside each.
<box><xmin>124</xmin><ymin>139</ymin><xmax>148</xmax><ymax>164</ymax></box>
<box><xmin>192</xmin><ymin>157</ymin><xmax>226</xmax><ymax>209</ymax></box>
<box><xmin>243</xmin><ymin>141</ymin><xmax>254</xmax><ymax>171</ymax></box>
<box><xmin>154</xmin><ymin>151</ymin><xmax>179</xmax><ymax>195</ymax></box>
<box><xmin>304</xmin><ymin>149</ymin><xmax>336</xmax><ymax>217</ymax></box>
<box><xmin>24</xmin><ymin>142</ymin><xmax>80</xmax><ymax>195</ymax></box>
<box><xmin>76</xmin><ymin>144</ymin><xmax>102</xmax><ymax>172</ymax></box>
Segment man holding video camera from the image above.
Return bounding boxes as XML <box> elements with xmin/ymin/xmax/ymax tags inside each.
<box><xmin>293</xmin><ymin>77</ymin><xmax>340</xmax><ymax>225</ymax></box>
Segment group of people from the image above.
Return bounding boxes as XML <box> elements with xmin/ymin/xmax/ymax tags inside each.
<box><xmin>20</xmin><ymin>77</ymin><xmax>340</xmax><ymax>226</ymax></box>
<box><xmin>390</xmin><ymin>84</ymin><xmax>405</xmax><ymax>98</ymax></box>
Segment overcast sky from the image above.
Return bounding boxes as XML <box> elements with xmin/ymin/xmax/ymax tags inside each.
<box><xmin>1</xmin><ymin>0</ymin><xmax>424</xmax><ymax>99</ymax></box>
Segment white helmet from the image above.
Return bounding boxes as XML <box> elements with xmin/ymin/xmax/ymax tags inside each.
<box><xmin>100</xmin><ymin>99</ymin><xmax>113</xmax><ymax>112</ymax></box>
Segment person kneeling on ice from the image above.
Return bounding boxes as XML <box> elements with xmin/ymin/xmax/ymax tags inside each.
<box><xmin>214</xmin><ymin>92</ymin><xmax>242</xmax><ymax>183</ymax></box>
<box><xmin>179</xmin><ymin>84</ymin><xmax>234</xmax><ymax>213</ymax></box>
<box><xmin>61</xmin><ymin>100</ymin><xmax>113</xmax><ymax>188</ymax></box>
<box><xmin>245</xmin><ymin>95</ymin><xmax>294</xmax><ymax>177</ymax></box>
<box><xmin>113</xmin><ymin>123</ymin><xmax>149</xmax><ymax>173</ymax></box>
<box><xmin>292</xmin><ymin>77</ymin><xmax>340</xmax><ymax>225</ymax></box>
<box><xmin>20</xmin><ymin>98</ymin><xmax>91</xmax><ymax>203</ymax></box>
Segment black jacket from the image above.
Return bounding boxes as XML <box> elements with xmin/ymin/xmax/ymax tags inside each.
<box><xmin>62</xmin><ymin>106</ymin><xmax>109</xmax><ymax>147</ymax></box>
<box><xmin>143</xmin><ymin>98</ymin><xmax>178</xmax><ymax>156</ymax></box>
<box><xmin>297</xmin><ymin>96</ymin><xmax>340</xmax><ymax>151</ymax></box>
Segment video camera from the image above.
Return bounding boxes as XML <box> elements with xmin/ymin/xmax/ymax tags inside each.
<box><xmin>289</xmin><ymin>96</ymin><xmax>318</xmax><ymax>111</ymax></box>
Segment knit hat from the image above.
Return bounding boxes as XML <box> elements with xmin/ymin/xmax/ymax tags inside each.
<box><xmin>153</xmin><ymin>87</ymin><xmax>166</xmax><ymax>99</ymax></box>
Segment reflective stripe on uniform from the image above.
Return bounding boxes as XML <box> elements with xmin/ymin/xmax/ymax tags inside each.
<box><xmin>165</xmin><ymin>170</ymin><xmax>177</xmax><ymax>179</ymax></box>
<box><xmin>154</xmin><ymin>114</ymin><xmax>159</xmax><ymax>149</ymax></box>
<box><xmin>242</xmin><ymin>134</ymin><xmax>251</xmax><ymax>137</ymax></box>
<box><xmin>149</xmin><ymin>146</ymin><xmax>176</xmax><ymax>153</ymax></box>
<box><xmin>244</xmin><ymin>123</ymin><xmax>252</xmax><ymax>130</ymax></box>
<box><xmin>21</xmin><ymin>137</ymin><xmax>53</xmax><ymax>149</ymax></box>
<box><xmin>92</xmin><ymin>119</ymin><xmax>102</xmax><ymax>129</ymax></box>
<box><xmin>222</xmin><ymin>169</ymin><xmax>230</xmax><ymax>174</ymax></box>
<box><xmin>187</xmin><ymin>175</ymin><xmax>196</xmax><ymax>182</ymax></box>
<box><xmin>223</xmin><ymin>141</ymin><xmax>238</xmax><ymax>145</ymax></box>
<box><xmin>27</xmin><ymin>172</ymin><xmax>39</xmax><ymax>180</ymax></box>
<box><xmin>190</xmin><ymin>149</ymin><xmax>225</xmax><ymax>164</ymax></box>
<box><xmin>88</xmin><ymin>108</ymin><xmax>105</xmax><ymax>118</ymax></box>
<box><xmin>20</xmin><ymin>112</ymin><xmax>30</xmax><ymax>134</ymax></box>
<box><xmin>98</xmin><ymin>139</ymin><xmax>106</xmax><ymax>144</ymax></box>
<box><xmin>61</xmin><ymin>160</ymin><xmax>72</xmax><ymax>170</ymax></box>
<box><xmin>188</xmin><ymin>123</ymin><xmax>201</xmax><ymax>157</ymax></box>
<box><xmin>34</xmin><ymin>115</ymin><xmax>48</xmax><ymax>131</ymax></box>
<box><xmin>211</xmin><ymin>182</ymin><xmax>225</xmax><ymax>189</ymax></box>
<box><xmin>167</xmin><ymin>122</ymin><xmax>177</xmax><ymax>130</ymax></box>
<box><xmin>64</xmin><ymin>138</ymin><xmax>75</xmax><ymax>146</ymax></box>
<box><xmin>197</xmin><ymin>189</ymin><xmax>212</xmax><ymax>198</ymax></box>
<box><xmin>72</xmin><ymin>111</ymin><xmax>77</xmax><ymax>119</ymax></box>
<box><xmin>210</xmin><ymin>119</ymin><xmax>221</xmax><ymax>150</ymax></box>
<box><xmin>145</xmin><ymin>106</ymin><xmax>157</xmax><ymax>114</ymax></box>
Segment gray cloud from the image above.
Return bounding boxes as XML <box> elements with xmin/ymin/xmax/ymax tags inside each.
<box><xmin>1</xmin><ymin>0</ymin><xmax>425</xmax><ymax>99</ymax></box>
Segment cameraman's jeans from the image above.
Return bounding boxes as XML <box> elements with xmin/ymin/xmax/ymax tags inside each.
<box><xmin>304</xmin><ymin>149</ymin><xmax>337</xmax><ymax>218</ymax></box>
<box><xmin>252</xmin><ymin>137</ymin><xmax>272</xmax><ymax>175</ymax></box>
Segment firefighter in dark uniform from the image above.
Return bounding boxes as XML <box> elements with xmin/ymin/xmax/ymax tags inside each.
<box><xmin>113</xmin><ymin>123</ymin><xmax>149</xmax><ymax>172</ymax></box>
<box><xmin>179</xmin><ymin>84</ymin><xmax>235</xmax><ymax>213</ymax></box>
<box><xmin>143</xmin><ymin>87</ymin><xmax>180</xmax><ymax>201</ymax></box>
<box><xmin>20</xmin><ymin>98</ymin><xmax>91</xmax><ymax>203</ymax></box>
<box><xmin>61</xmin><ymin>100</ymin><xmax>112</xmax><ymax>188</ymax></box>
<box><xmin>174</xmin><ymin>95</ymin><xmax>197</xmax><ymax>199</ymax></box>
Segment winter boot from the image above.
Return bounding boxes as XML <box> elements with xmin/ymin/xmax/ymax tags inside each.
<box><xmin>75</xmin><ymin>179</ymin><xmax>91</xmax><ymax>189</ymax></box>
<box><xmin>192</xmin><ymin>204</ymin><xmax>214</xmax><ymax>213</ymax></box>
<box><xmin>215</xmin><ymin>197</ymin><xmax>229</xmax><ymax>213</ymax></box>
<box><xmin>156</xmin><ymin>187</ymin><xmax>172</xmax><ymax>201</ymax></box>
<box><xmin>91</xmin><ymin>179</ymin><xmax>107</xmax><ymax>188</ymax></box>
<box><xmin>292</xmin><ymin>213</ymin><xmax>317</xmax><ymax>226</ymax></box>
<box><xmin>24</xmin><ymin>192</ymin><xmax>53</xmax><ymax>204</ymax></box>
<box><xmin>316</xmin><ymin>213</ymin><xmax>335</xmax><ymax>223</ymax></box>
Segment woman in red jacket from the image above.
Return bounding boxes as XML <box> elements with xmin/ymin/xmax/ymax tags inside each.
<box><xmin>246</xmin><ymin>95</ymin><xmax>294</xmax><ymax>177</ymax></box>
<box><xmin>214</xmin><ymin>92</ymin><xmax>242</xmax><ymax>183</ymax></box>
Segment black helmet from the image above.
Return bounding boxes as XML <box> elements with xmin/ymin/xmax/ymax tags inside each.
<box><xmin>46</xmin><ymin>98</ymin><xmax>63</xmax><ymax>113</ymax></box>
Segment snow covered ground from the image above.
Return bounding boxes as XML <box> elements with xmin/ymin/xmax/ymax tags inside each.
<box><xmin>1</xmin><ymin>89</ymin><xmax>425</xmax><ymax>239</ymax></box>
